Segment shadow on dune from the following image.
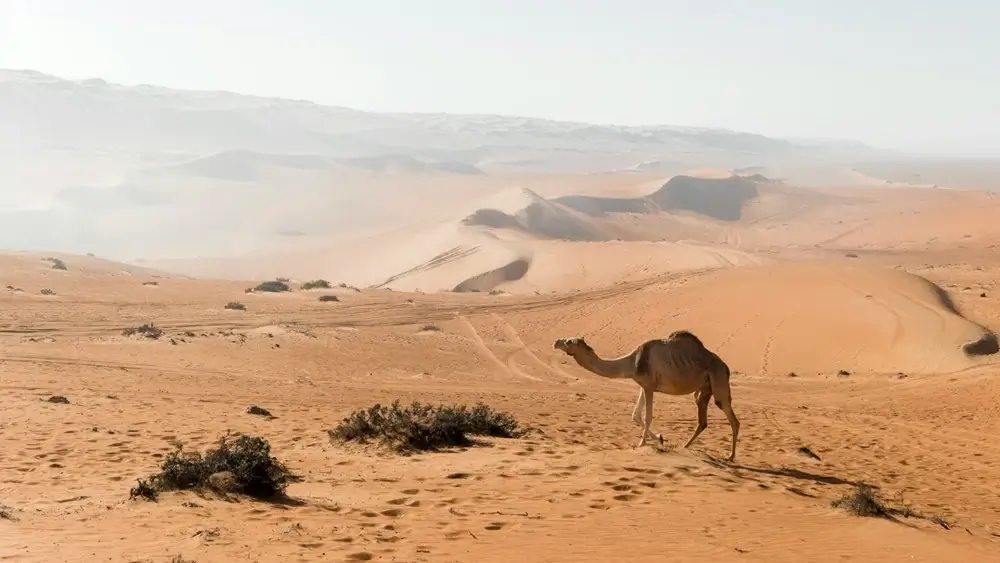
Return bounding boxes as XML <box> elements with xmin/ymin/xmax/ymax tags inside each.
<box><xmin>926</xmin><ymin>279</ymin><xmax>999</xmax><ymax>356</ymax></box>
<box><xmin>704</xmin><ymin>456</ymin><xmax>862</xmax><ymax>487</ymax></box>
<box><xmin>553</xmin><ymin>174</ymin><xmax>760</xmax><ymax>221</ymax></box>
<box><xmin>453</xmin><ymin>257</ymin><xmax>532</xmax><ymax>293</ymax></box>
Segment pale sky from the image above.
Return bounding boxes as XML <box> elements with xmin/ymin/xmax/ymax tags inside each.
<box><xmin>2</xmin><ymin>0</ymin><xmax>999</xmax><ymax>155</ymax></box>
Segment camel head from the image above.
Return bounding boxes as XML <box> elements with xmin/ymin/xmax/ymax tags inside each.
<box><xmin>553</xmin><ymin>337</ymin><xmax>592</xmax><ymax>357</ymax></box>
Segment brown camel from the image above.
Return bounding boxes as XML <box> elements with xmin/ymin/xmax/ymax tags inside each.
<box><xmin>553</xmin><ymin>330</ymin><xmax>740</xmax><ymax>461</ymax></box>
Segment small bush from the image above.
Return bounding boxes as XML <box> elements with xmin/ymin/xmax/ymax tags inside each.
<box><xmin>224</xmin><ymin>301</ymin><xmax>246</xmax><ymax>311</ymax></box>
<box><xmin>46</xmin><ymin>257</ymin><xmax>68</xmax><ymax>270</ymax></box>
<box><xmin>329</xmin><ymin>400</ymin><xmax>527</xmax><ymax>453</ymax></box>
<box><xmin>129</xmin><ymin>478</ymin><xmax>158</xmax><ymax>501</ymax></box>
<box><xmin>40</xmin><ymin>288</ymin><xmax>56</xmax><ymax>295</ymax></box>
<box><xmin>122</xmin><ymin>323</ymin><xmax>164</xmax><ymax>339</ymax></box>
<box><xmin>142</xmin><ymin>281</ymin><xmax>159</xmax><ymax>286</ymax></box>
<box><xmin>134</xmin><ymin>434</ymin><xmax>290</xmax><ymax>500</ymax></box>
<box><xmin>251</xmin><ymin>281</ymin><xmax>290</xmax><ymax>293</ymax></box>
<box><xmin>275</xmin><ymin>277</ymin><xmax>290</xmax><ymax>283</ymax></box>
<box><xmin>301</xmin><ymin>279</ymin><xmax>332</xmax><ymax>290</ymax></box>
<box><xmin>832</xmin><ymin>484</ymin><xmax>889</xmax><ymax>517</ymax></box>
<box><xmin>46</xmin><ymin>395</ymin><xmax>70</xmax><ymax>404</ymax></box>
<box><xmin>317</xmin><ymin>294</ymin><xmax>339</xmax><ymax>302</ymax></box>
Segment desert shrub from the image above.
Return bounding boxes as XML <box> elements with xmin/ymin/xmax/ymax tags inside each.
<box><xmin>40</xmin><ymin>288</ymin><xmax>56</xmax><ymax>295</ymax></box>
<box><xmin>251</xmin><ymin>281</ymin><xmax>290</xmax><ymax>293</ymax></box>
<box><xmin>46</xmin><ymin>395</ymin><xmax>70</xmax><ymax>404</ymax></box>
<box><xmin>122</xmin><ymin>323</ymin><xmax>163</xmax><ymax>339</ymax></box>
<box><xmin>419</xmin><ymin>324</ymin><xmax>440</xmax><ymax>332</ymax></box>
<box><xmin>133</xmin><ymin>434</ymin><xmax>290</xmax><ymax>500</ymax></box>
<box><xmin>129</xmin><ymin>478</ymin><xmax>158</xmax><ymax>501</ymax></box>
<box><xmin>170</xmin><ymin>556</ymin><xmax>196</xmax><ymax>563</ymax></box>
<box><xmin>47</xmin><ymin>257</ymin><xmax>68</xmax><ymax>270</ymax></box>
<box><xmin>317</xmin><ymin>294</ymin><xmax>339</xmax><ymax>302</ymax></box>
<box><xmin>301</xmin><ymin>279</ymin><xmax>332</xmax><ymax>290</ymax></box>
<box><xmin>329</xmin><ymin>400</ymin><xmax>527</xmax><ymax>453</ymax></box>
<box><xmin>142</xmin><ymin>281</ymin><xmax>159</xmax><ymax>286</ymax></box>
<box><xmin>832</xmin><ymin>484</ymin><xmax>888</xmax><ymax>517</ymax></box>
<box><xmin>275</xmin><ymin>277</ymin><xmax>290</xmax><ymax>283</ymax></box>
<box><xmin>224</xmin><ymin>301</ymin><xmax>246</xmax><ymax>311</ymax></box>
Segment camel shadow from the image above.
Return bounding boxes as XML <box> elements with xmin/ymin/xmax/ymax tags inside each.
<box><xmin>702</xmin><ymin>454</ymin><xmax>862</xmax><ymax>487</ymax></box>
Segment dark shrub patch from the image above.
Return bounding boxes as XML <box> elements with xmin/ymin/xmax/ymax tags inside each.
<box><xmin>251</xmin><ymin>281</ymin><xmax>291</xmax><ymax>293</ymax></box>
<box><xmin>40</xmin><ymin>288</ymin><xmax>56</xmax><ymax>295</ymax></box>
<box><xmin>46</xmin><ymin>395</ymin><xmax>70</xmax><ymax>404</ymax></box>
<box><xmin>329</xmin><ymin>400</ymin><xmax>527</xmax><ymax>453</ymax></box>
<box><xmin>122</xmin><ymin>323</ymin><xmax>163</xmax><ymax>339</ymax></box>
<box><xmin>301</xmin><ymin>279</ymin><xmax>332</xmax><ymax>290</ymax></box>
<box><xmin>317</xmin><ymin>294</ymin><xmax>339</xmax><ymax>302</ymax></box>
<box><xmin>45</xmin><ymin>257</ymin><xmax>68</xmax><ymax>270</ymax></box>
<box><xmin>224</xmin><ymin>301</ymin><xmax>246</xmax><ymax>311</ymax></box>
<box><xmin>132</xmin><ymin>434</ymin><xmax>290</xmax><ymax>500</ymax></box>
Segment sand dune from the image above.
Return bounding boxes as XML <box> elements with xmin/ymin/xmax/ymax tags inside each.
<box><xmin>2</xmin><ymin>240</ymin><xmax>999</xmax><ymax>562</ymax></box>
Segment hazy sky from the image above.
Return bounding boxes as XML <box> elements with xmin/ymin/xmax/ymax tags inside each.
<box><xmin>2</xmin><ymin>0</ymin><xmax>998</xmax><ymax>154</ymax></box>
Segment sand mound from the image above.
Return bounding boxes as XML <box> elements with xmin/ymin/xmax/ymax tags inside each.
<box><xmin>646</xmin><ymin>175</ymin><xmax>759</xmax><ymax>220</ymax></box>
<box><xmin>553</xmin><ymin>174</ymin><xmax>759</xmax><ymax>221</ymax></box>
<box><xmin>562</xmin><ymin>260</ymin><xmax>996</xmax><ymax>376</ymax></box>
<box><xmin>461</xmin><ymin>186</ymin><xmax>619</xmax><ymax>241</ymax></box>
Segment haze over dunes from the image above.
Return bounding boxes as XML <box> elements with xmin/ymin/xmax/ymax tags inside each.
<box><xmin>3</xmin><ymin>69</ymin><xmax>1000</xmax><ymax>563</ymax></box>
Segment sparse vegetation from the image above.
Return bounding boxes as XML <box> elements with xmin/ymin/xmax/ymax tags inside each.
<box><xmin>142</xmin><ymin>281</ymin><xmax>159</xmax><ymax>286</ymax></box>
<box><xmin>832</xmin><ymin>484</ymin><xmax>953</xmax><ymax>528</ymax></box>
<box><xmin>329</xmin><ymin>400</ymin><xmax>528</xmax><ymax>453</ymax></box>
<box><xmin>224</xmin><ymin>301</ymin><xmax>247</xmax><ymax>311</ymax></box>
<box><xmin>40</xmin><ymin>288</ymin><xmax>56</xmax><ymax>295</ymax></box>
<box><xmin>122</xmin><ymin>323</ymin><xmax>164</xmax><ymax>339</ymax></box>
<box><xmin>832</xmin><ymin>484</ymin><xmax>890</xmax><ymax>517</ymax></box>
<box><xmin>45</xmin><ymin>257</ymin><xmax>68</xmax><ymax>270</ymax></box>
<box><xmin>46</xmin><ymin>395</ymin><xmax>70</xmax><ymax>404</ymax></box>
<box><xmin>249</xmin><ymin>280</ymin><xmax>291</xmax><ymax>293</ymax></box>
<box><xmin>130</xmin><ymin>434</ymin><xmax>291</xmax><ymax>500</ymax></box>
<box><xmin>317</xmin><ymin>294</ymin><xmax>339</xmax><ymax>302</ymax></box>
<box><xmin>170</xmin><ymin>555</ymin><xmax>197</xmax><ymax>563</ymax></box>
<box><xmin>275</xmin><ymin>277</ymin><xmax>291</xmax><ymax>283</ymax></box>
<box><xmin>301</xmin><ymin>279</ymin><xmax>332</xmax><ymax>290</ymax></box>
<box><xmin>419</xmin><ymin>324</ymin><xmax>441</xmax><ymax>332</ymax></box>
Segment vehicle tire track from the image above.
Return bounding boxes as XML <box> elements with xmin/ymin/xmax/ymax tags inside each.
<box><xmin>456</xmin><ymin>315</ymin><xmax>544</xmax><ymax>382</ymax></box>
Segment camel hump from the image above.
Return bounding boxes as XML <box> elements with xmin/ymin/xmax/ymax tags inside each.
<box><xmin>667</xmin><ymin>330</ymin><xmax>706</xmax><ymax>349</ymax></box>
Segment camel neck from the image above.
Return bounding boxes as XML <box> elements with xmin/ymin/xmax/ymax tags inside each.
<box><xmin>572</xmin><ymin>349</ymin><xmax>635</xmax><ymax>379</ymax></box>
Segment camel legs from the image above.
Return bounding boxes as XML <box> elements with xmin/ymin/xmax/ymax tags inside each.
<box><xmin>632</xmin><ymin>389</ymin><xmax>659</xmax><ymax>441</ymax></box>
<box><xmin>709</xmin><ymin>372</ymin><xmax>740</xmax><ymax>462</ymax></box>
<box><xmin>631</xmin><ymin>389</ymin><xmax>644</xmax><ymax>426</ymax></box>
<box><xmin>683</xmin><ymin>384</ymin><xmax>713</xmax><ymax>449</ymax></box>
<box><xmin>637</xmin><ymin>386</ymin><xmax>654</xmax><ymax>447</ymax></box>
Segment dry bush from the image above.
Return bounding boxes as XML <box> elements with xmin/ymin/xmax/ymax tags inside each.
<box><xmin>250</xmin><ymin>280</ymin><xmax>290</xmax><ymax>293</ymax></box>
<box><xmin>301</xmin><ymin>279</ymin><xmax>332</xmax><ymax>290</ymax></box>
<box><xmin>130</xmin><ymin>434</ymin><xmax>291</xmax><ymax>501</ymax></box>
<box><xmin>317</xmin><ymin>294</ymin><xmax>339</xmax><ymax>302</ymax></box>
<box><xmin>330</xmin><ymin>400</ymin><xmax>528</xmax><ymax>453</ymax></box>
<box><xmin>224</xmin><ymin>301</ymin><xmax>246</xmax><ymax>311</ymax></box>
<box><xmin>122</xmin><ymin>323</ymin><xmax>163</xmax><ymax>339</ymax></box>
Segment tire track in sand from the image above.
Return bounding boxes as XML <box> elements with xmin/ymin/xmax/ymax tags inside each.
<box><xmin>490</xmin><ymin>313</ymin><xmax>578</xmax><ymax>383</ymax></box>
<box><xmin>456</xmin><ymin>315</ymin><xmax>545</xmax><ymax>382</ymax></box>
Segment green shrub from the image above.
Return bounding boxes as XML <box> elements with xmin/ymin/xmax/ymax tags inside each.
<box><xmin>251</xmin><ymin>281</ymin><xmax>290</xmax><ymax>293</ymax></box>
<box><xmin>224</xmin><ymin>301</ymin><xmax>246</xmax><ymax>311</ymax></box>
<box><xmin>329</xmin><ymin>400</ymin><xmax>527</xmax><ymax>453</ymax></box>
<box><xmin>301</xmin><ymin>279</ymin><xmax>332</xmax><ymax>290</ymax></box>
<box><xmin>131</xmin><ymin>434</ymin><xmax>290</xmax><ymax>500</ymax></box>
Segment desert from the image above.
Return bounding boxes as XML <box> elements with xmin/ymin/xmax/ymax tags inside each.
<box><xmin>2</xmin><ymin>70</ymin><xmax>1000</xmax><ymax>563</ymax></box>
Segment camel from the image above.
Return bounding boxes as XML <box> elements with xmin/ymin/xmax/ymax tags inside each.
<box><xmin>553</xmin><ymin>330</ymin><xmax>740</xmax><ymax>462</ymax></box>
